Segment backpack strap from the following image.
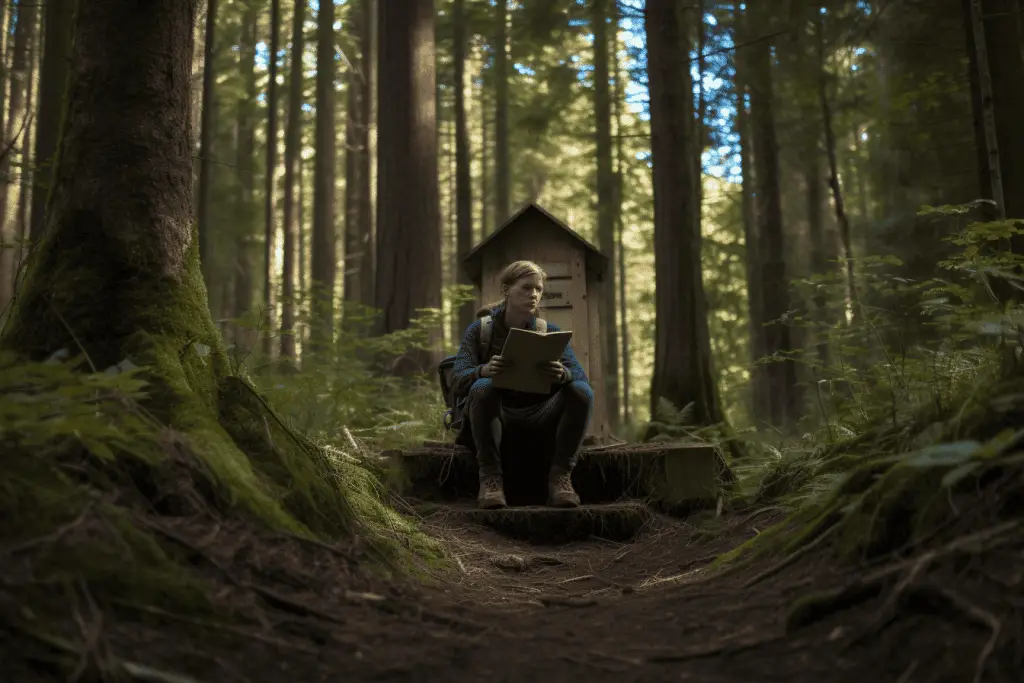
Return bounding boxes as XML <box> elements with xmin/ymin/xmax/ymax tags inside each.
<box><xmin>535</xmin><ymin>317</ymin><xmax>547</xmax><ymax>333</ymax></box>
<box><xmin>479</xmin><ymin>315</ymin><xmax>493</xmax><ymax>361</ymax></box>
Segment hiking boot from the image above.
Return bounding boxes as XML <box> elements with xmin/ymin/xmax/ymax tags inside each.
<box><xmin>547</xmin><ymin>470</ymin><xmax>580</xmax><ymax>508</ymax></box>
<box><xmin>477</xmin><ymin>474</ymin><xmax>507</xmax><ymax>509</ymax></box>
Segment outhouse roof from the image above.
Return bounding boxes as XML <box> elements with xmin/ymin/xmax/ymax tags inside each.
<box><xmin>462</xmin><ymin>202</ymin><xmax>609</xmax><ymax>285</ymax></box>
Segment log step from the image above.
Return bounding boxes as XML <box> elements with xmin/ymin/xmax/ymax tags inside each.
<box><xmin>385</xmin><ymin>441</ymin><xmax>720</xmax><ymax>513</ymax></box>
<box><xmin>412</xmin><ymin>501</ymin><xmax>654</xmax><ymax>544</ymax></box>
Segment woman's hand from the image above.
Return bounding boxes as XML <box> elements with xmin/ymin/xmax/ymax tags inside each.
<box><xmin>539</xmin><ymin>360</ymin><xmax>567</xmax><ymax>383</ymax></box>
<box><xmin>480</xmin><ymin>355</ymin><xmax>510</xmax><ymax>378</ymax></box>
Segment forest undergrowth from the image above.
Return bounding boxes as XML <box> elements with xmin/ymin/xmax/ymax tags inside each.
<box><xmin>3</xmin><ymin>209</ymin><xmax>1024</xmax><ymax>680</ymax></box>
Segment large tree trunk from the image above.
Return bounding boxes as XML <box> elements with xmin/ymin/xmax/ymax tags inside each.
<box><xmin>374</xmin><ymin>0</ymin><xmax>441</xmax><ymax>370</ymax></box>
<box><xmin>263</xmin><ymin>0</ymin><xmax>281</xmax><ymax>357</ymax></box>
<box><xmin>3</xmin><ymin>0</ymin><xmax>355</xmax><ymax>546</ymax></box>
<box><xmin>748</xmin><ymin>6</ymin><xmax>799</xmax><ymax>430</ymax></box>
<box><xmin>196</xmin><ymin>0</ymin><xmax>218</xmax><ymax>294</ymax></box>
<box><xmin>493</xmin><ymin>0</ymin><xmax>510</xmax><ymax>226</ymax></box>
<box><xmin>3</xmin><ymin>0</ymin><xmax>209</xmax><ymax>369</ymax></box>
<box><xmin>310</xmin><ymin>0</ymin><xmax>337</xmax><ymax>354</ymax></box>
<box><xmin>453</xmin><ymin>0</ymin><xmax>475</xmax><ymax>335</ymax></box>
<box><xmin>343</xmin><ymin>0</ymin><xmax>375</xmax><ymax>323</ymax></box>
<box><xmin>645</xmin><ymin>0</ymin><xmax>731</xmax><ymax>442</ymax></box>
<box><xmin>593</xmin><ymin>0</ymin><xmax>620</xmax><ymax>432</ymax></box>
<box><xmin>0</xmin><ymin>0</ymin><xmax>37</xmax><ymax>311</ymax></box>
<box><xmin>279</xmin><ymin>0</ymin><xmax>306</xmax><ymax>362</ymax></box>
<box><xmin>234</xmin><ymin>0</ymin><xmax>258</xmax><ymax>352</ymax></box>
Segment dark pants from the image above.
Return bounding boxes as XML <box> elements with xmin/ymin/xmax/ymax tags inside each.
<box><xmin>466</xmin><ymin>377</ymin><xmax>593</xmax><ymax>478</ymax></box>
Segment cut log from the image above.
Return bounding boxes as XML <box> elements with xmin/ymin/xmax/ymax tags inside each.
<box><xmin>385</xmin><ymin>441</ymin><xmax>720</xmax><ymax>513</ymax></box>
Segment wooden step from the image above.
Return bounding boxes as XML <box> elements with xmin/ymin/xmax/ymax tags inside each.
<box><xmin>412</xmin><ymin>501</ymin><xmax>654</xmax><ymax>544</ymax></box>
<box><xmin>385</xmin><ymin>440</ymin><xmax>720</xmax><ymax>513</ymax></box>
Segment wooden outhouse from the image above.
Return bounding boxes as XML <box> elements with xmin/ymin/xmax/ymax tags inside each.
<box><xmin>462</xmin><ymin>203</ymin><xmax>611</xmax><ymax>439</ymax></box>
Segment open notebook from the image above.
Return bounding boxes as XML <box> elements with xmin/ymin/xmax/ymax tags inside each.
<box><xmin>491</xmin><ymin>326</ymin><xmax>573</xmax><ymax>394</ymax></box>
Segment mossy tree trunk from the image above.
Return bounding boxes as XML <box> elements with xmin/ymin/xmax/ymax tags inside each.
<box><xmin>1</xmin><ymin>0</ymin><xmax>365</xmax><ymax>541</ymax></box>
<box><xmin>3</xmin><ymin>0</ymin><xmax>215</xmax><ymax>384</ymax></box>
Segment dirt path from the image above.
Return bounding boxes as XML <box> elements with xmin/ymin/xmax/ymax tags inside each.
<box><xmin>6</xmin><ymin>506</ymin><xmax>1017</xmax><ymax>683</ymax></box>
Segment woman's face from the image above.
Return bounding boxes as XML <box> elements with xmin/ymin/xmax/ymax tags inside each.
<box><xmin>505</xmin><ymin>273</ymin><xmax>544</xmax><ymax>316</ymax></box>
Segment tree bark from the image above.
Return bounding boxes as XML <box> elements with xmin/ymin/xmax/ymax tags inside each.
<box><xmin>14</xmin><ymin>19</ymin><xmax>38</xmax><ymax>275</ymax></box>
<box><xmin>374</xmin><ymin>0</ymin><xmax>441</xmax><ymax>371</ymax></box>
<box><xmin>2</xmin><ymin>0</ymin><xmax>361</xmax><ymax>543</ymax></box>
<box><xmin>343</xmin><ymin>0</ymin><xmax>375</xmax><ymax>323</ymax></box>
<box><xmin>479</xmin><ymin>61</ymin><xmax>490</xmax><ymax>237</ymax></box>
<box><xmin>279</xmin><ymin>0</ymin><xmax>306</xmax><ymax>362</ymax></box>
<box><xmin>804</xmin><ymin>125</ymin><xmax>829</xmax><ymax>367</ymax></box>
<box><xmin>963</xmin><ymin>0</ymin><xmax>1006</xmax><ymax>220</ymax></box>
<box><xmin>310</xmin><ymin>0</ymin><xmax>337</xmax><ymax>354</ymax></box>
<box><xmin>734</xmin><ymin>4</ymin><xmax>767</xmax><ymax>424</ymax></box>
<box><xmin>454</xmin><ymin>0</ymin><xmax>475</xmax><ymax>335</ymax></box>
<box><xmin>965</xmin><ymin>0</ymin><xmax>1024</xmax><ymax>262</ymax></box>
<box><xmin>3</xmin><ymin>0</ymin><xmax>210</xmax><ymax>371</ymax></box>
<box><xmin>30</xmin><ymin>0</ymin><xmax>74</xmax><ymax>244</ymax></box>
<box><xmin>0</xmin><ymin>0</ymin><xmax>37</xmax><ymax>310</ymax></box>
<box><xmin>612</xmin><ymin>15</ymin><xmax>630</xmax><ymax>426</ymax></box>
<box><xmin>493</xmin><ymin>0</ymin><xmax>510</xmax><ymax>226</ymax></box>
<box><xmin>593</xmin><ymin>0</ymin><xmax>620</xmax><ymax>432</ymax></box>
<box><xmin>196</xmin><ymin>0</ymin><xmax>218</xmax><ymax>293</ymax></box>
<box><xmin>645</xmin><ymin>0</ymin><xmax>730</xmax><ymax>439</ymax></box>
<box><xmin>233</xmin><ymin>0</ymin><xmax>258</xmax><ymax>352</ymax></box>
<box><xmin>263</xmin><ymin>0</ymin><xmax>281</xmax><ymax>358</ymax></box>
<box><xmin>748</xmin><ymin>4</ymin><xmax>799</xmax><ymax>429</ymax></box>
<box><xmin>816</xmin><ymin>14</ymin><xmax>857</xmax><ymax>323</ymax></box>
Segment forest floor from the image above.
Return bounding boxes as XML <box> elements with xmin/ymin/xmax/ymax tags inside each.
<box><xmin>6</xmin><ymin>487</ymin><xmax>1021</xmax><ymax>683</ymax></box>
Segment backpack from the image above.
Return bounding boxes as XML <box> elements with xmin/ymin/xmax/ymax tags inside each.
<box><xmin>438</xmin><ymin>314</ymin><xmax>547</xmax><ymax>433</ymax></box>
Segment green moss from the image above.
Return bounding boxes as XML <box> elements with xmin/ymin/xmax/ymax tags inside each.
<box><xmin>1</xmin><ymin>231</ymin><xmax>442</xmax><ymax>620</ymax></box>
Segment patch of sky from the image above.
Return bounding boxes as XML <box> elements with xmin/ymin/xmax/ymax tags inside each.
<box><xmin>514</xmin><ymin>63</ymin><xmax>536</xmax><ymax>76</ymax></box>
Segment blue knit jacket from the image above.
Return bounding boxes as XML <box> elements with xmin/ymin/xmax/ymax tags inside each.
<box><xmin>449</xmin><ymin>305</ymin><xmax>589</xmax><ymax>402</ymax></box>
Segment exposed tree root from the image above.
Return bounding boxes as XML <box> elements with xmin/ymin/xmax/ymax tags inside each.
<box><xmin>786</xmin><ymin>520</ymin><xmax>1022</xmax><ymax>633</ymax></box>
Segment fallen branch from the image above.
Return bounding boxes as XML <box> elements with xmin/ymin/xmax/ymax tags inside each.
<box><xmin>539</xmin><ymin>596</ymin><xmax>598</xmax><ymax>608</ymax></box>
<box><xmin>744</xmin><ymin>522</ymin><xmax>838</xmax><ymax>588</ymax></box>
<box><xmin>110</xmin><ymin>599</ymin><xmax>317</xmax><ymax>654</ymax></box>
<box><xmin>646</xmin><ymin>634</ymin><xmax>785</xmax><ymax>663</ymax></box>
<box><xmin>2</xmin><ymin>503</ymin><xmax>94</xmax><ymax>556</ymax></box>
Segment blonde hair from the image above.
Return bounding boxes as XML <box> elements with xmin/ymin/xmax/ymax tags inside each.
<box><xmin>476</xmin><ymin>260</ymin><xmax>547</xmax><ymax>317</ymax></box>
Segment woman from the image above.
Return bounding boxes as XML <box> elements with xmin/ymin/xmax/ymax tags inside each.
<box><xmin>450</xmin><ymin>260</ymin><xmax>594</xmax><ymax>509</ymax></box>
